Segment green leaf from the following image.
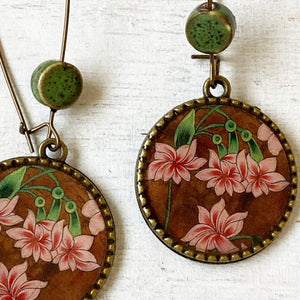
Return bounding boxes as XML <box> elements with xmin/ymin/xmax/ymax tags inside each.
<box><xmin>251</xmin><ymin>236</ymin><xmax>263</xmax><ymax>246</ymax></box>
<box><xmin>228</xmin><ymin>131</ymin><xmax>239</xmax><ymax>154</ymax></box>
<box><xmin>174</xmin><ymin>109</ymin><xmax>195</xmax><ymax>149</ymax></box>
<box><xmin>69</xmin><ymin>211</ymin><xmax>82</xmax><ymax>236</ymax></box>
<box><xmin>0</xmin><ymin>166</ymin><xmax>27</xmax><ymax>199</ymax></box>
<box><xmin>217</xmin><ymin>143</ymin><xmax>228</xmax><ymax>159</ymax></box>
<box><xmin>248</xmin><ymin>138</ymin><xmax>264</xmax><ymax>162</ymax></box>
<box><xmin>47</xmin><ymin>198</ymin><xmax>62</xmax><ymax>221</ymax></box>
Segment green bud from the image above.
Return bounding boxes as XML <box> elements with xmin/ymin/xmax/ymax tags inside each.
<box><xmin>225</xmin><ymin>120</ymin><xmax>237</xmax><ymax>132</ymax></box>
<box><xmin>65</xmin><ymin>201</ymin><xmax>77</xmax><ymax>214</ymax></box>
<box><xmin>241</xmin><ymin>130</ymin><xmax>252</xmax><ymax>142</ymax></box>
<box><xmin>212</xmin><ymin>134</ymin><xmax>223</xmax><ymax>145</ymax></box>
<box><xmin>35</xmin><ymin>197</ymin><xmax>45</xmax><ymax>208</ymax></box>
<box><xmin>52</xmin><ymin>187</ymin><xmax>64</xmax><ymax>199</ymax></box>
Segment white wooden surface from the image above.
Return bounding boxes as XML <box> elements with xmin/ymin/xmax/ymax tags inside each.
<box><xmin>0</xmin><ymin>1</ymin><xmax>300</xmax><ymax>299</ymax></box>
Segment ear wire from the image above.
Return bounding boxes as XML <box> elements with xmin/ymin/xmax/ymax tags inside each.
<box><xmin>0</xmin><ymin>0</ymin><xmax>71</xmax><ymax>153</ymax></box>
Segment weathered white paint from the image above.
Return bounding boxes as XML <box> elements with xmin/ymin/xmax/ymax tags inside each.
<box><xmin>0</xmin><ymin>1</ymin><xmax>300</xmax><ymax>299</ymax></box>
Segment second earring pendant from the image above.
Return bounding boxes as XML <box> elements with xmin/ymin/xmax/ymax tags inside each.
<box><xmin>136</xmin><ymin>1</ymin><xmax>297</xmax><ymax>263</ymax></box>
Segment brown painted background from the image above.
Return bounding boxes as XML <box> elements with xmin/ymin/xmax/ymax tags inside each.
<box><xmin>144</xmin><ymin>106</ymin><xmax>291</xmax><ymax>252</ymax></box>
<box><xmin>0</xmin><ymin>166</ymin><xmax>108</xmax><ymax>300</ymax></box>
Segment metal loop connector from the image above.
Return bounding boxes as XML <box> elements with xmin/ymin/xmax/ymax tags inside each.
<box><xmin>192</xmin><ymin>54</ymin><xmax>220</xmax><ymax>88</ymax></box>
<box><xmin>39</xmin><ymin>138</ymin><xmax>68</xmax><ymax>162</ymax></box>
<box><xmin>203</xmin><ymin>75</ymin><xmax>231</xmax><ymax>98</ymax></box>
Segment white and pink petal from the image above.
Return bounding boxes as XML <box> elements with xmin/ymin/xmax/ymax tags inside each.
<box><xmin>268</xmin><ymin>135</ymin><xmax>283</xmax><ymax>156</ymax></box>
<box><xmin>89</xmin><ymin>213</ymin><xmax>105</xmax><ymax>236</ymax></box>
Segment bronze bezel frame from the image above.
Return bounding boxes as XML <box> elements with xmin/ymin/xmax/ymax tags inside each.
<box><xmin>0</xmin><ymin>156</ymin><xmax>115</xmax><ymax>299</ymax></box>
<box><xmin>135</xmin><ymin>97</ymin><xmax>297</xmax><ymax>263</ymax></box>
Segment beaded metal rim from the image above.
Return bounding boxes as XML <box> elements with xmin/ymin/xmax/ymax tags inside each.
<box><xmin>135</xmin><ymin>97</ymin><xmax>297</xmax><ymax>263</ymax></box>
<box><xmin>0</xmin><ymin>156</ymin><xmax>115</xmax><ymax>298</ymax></box>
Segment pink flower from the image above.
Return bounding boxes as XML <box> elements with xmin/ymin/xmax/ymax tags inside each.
<box><xmin>52</xmin><ymin>226</ymin><xmax>100</xmax><ymax>272</ymax></box>
<box><xmin>146</xmin><ymin>139</ymin><xmax>207</xmax><ymax>184</ymax></box>
<box><xmin>0</xmin><ymin>196</ymin><xmax>23</xmax><ymax>231</ymax></box>
<box><xmin>82</xmin><ymin>194</ymin><xmax>105</xmax><ymax>235</ymax></box>
<box><xmin>257</xmin><ymin>123</ymin><xmax>283</xmax><ymax>156</ymax></box>
<box><xmin>195</xmin><ymin>149</ymin><xmax>245</xmax><ymax>196</ymax></box>
<box><xmin>6</xmin><ymin>210</ymin><xmax>55</xmax><ymax>262</ymax></box>
<box><xmin>0</xmin><ymin>261</ymin><xmax>47</xmax><ymax>300</ymax></box>
<box><xmin>246</xmin><ymin>155</ymin><xmax>289</xmax><ymax>198</ymax></box>
<box><xmin>38</xmin><ymin>219</ymin><xmax>64</xmax><ymax>251</ymax></box>
<box><xmin>181</xmin><ymin>199</ymin><xmax>248</xmax><ymax>254</ymax></box>
<box><xmin>236</xmin><ymin>150</ymin><xmax>249</xmax><ymax>188</ymax></box>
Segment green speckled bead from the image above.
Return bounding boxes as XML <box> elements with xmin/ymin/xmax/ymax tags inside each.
<box><xmin>31</xmin><ymin>60</ymin><xmax>83</xmax><ymax>110</ymax></box>
<box><xmin>186</xmin><ymin>3</ymin><xmax>236</xmax><ymax>54</ymax></box>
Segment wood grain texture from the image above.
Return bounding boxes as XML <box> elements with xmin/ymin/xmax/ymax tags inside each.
<box><xmin>0</xmin><ymin>1</ymin><xmax>300</xmax><ymax>299</ymax></box>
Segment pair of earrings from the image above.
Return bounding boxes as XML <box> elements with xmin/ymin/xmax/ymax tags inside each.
<box><xmin>0</xmin><ymin>0</ymin><xmax>297</xmax><ymax>299</ymax></box>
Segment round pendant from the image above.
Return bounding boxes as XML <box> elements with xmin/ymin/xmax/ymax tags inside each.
<box><xmin>136</xmin><ymin>97</ymin><xmax>297</xmax><ymax>263</ymax></box>
<box><xmin>0</xmin><ymin>157</ymin><xmax>115</xmax><ymax>299</ymax></box>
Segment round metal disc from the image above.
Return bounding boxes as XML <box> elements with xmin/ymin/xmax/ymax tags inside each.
<box><xmin>0</xmin><ymin>157</ymin><xmax>115</xmax><ymax>299</ymax></box>
<box><xmin>136</xmin><ymin>97</ymin><xmax>297</xmax><ymax>263</ymax></box>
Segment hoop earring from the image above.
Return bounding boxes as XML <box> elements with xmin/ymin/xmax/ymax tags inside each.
<box><xmin>0</xmin><ymin>1</ymin><xmax>115</xmax><ymax>298</ymax></box>
<box><xmin>135</xmin><ymin>0</ymin><xmax>297</xmax><ymax>263</ymax></box>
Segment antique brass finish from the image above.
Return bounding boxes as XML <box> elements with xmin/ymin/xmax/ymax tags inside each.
<box><xmin>135</xmin><ymin>97</ymin><xmax>297</xmax><ymax>263</ymax></box>
<box><xmin>203</xmin><ymin>75</ymin><xmax>231</xmax><ymax>98</ymax></box>
<box><xmin>0</xmin><ymin>0</ymin><xmax>72</xmax><ymax>153</ymax></box>
<box><xmin>0</xmin><ymin>156</ymin><xmax>115</xmax><ymax>299</ymax></box>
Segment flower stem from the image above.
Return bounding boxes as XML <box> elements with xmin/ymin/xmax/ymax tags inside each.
<box><xmin>21</xmin><ymin>169</ymin><xmax>56</xmax><ymax>188</ymax></box>
<box><xmin>21</xmin><ymin>186</ymin><xmax>52</xmax><ymax>192</ymax></box>
<box><xmin>195</xmin><ymin>123</ymin><xmax>225</xmax><ymax>136</ymax></box>
<box><xmin>215</xmin><ymin>108</ymin><xmax>230</xmax><ymax>120</ymax></box>
<box><xmin>19</xmin><ymin>189</ymin><xmax>37</xmax><ymax>198</ymax></box>
<box><xmin>164</xmin><ymin>179</ymin><xmax>173</xmax><ymax>230</ymax></box>
<box><xmin>229</xmin><ymin>235</ymin><xmax>262</xmax><ymax>246</ymax></box>
<box><xmin>35</xmin><ymin>166</ymin><xmax>60</xmax><ymax>186</ymax></box>
<box><xmin>195</xmin><ymin>105</ymin><xmax>222</xmax><ymax>131</ymax></box>
<box><xmin>47</xmin><ymin>172</ymin><xmax>60</xmax><ymax>186</ymax></box>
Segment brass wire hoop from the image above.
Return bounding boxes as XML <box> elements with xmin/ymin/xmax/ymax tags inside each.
<box><xmin>39</xmin><ymin>138</ymin><xmax>68</xmax><ymax>162</ymax></box>
<box><xmin>0</xmin><ymin>0</ymin><xmax>72</xmax><ymax>156</ymax></box>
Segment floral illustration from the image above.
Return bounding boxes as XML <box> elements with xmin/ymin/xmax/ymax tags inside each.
<box><xmin>181</xmin><ymin>199</ymin><xmax>249</xmax><ymax>254</ymax></box>
<box><xmin>146</xmin><ymin>105</ymin><xmax>290</xmax><ymax>233</ymax></box>
<box><xmin>6</xmin><ymin>210</ymin><xmax>61</xmax><ymax>262</ymax></box>
<box><xmin>52</xmin><ymin>225</ymin><xmax>100</xmax><ymax>272</ymax></box>
<box><xmin>257</xmin><ymin>123</ymin><xmax>283</xmax><ymax>156</ymax></box>
<box><xmin>246</xmin><ymin>155</ymin><xmax>289</xmax><ymax>198</ymax></box>
<box><xmin>82</xmin><ymin>194</ymin><xmax>105</xmax><ymax>235</ymax></box>
<box><xmin>146</xmin><ymin>139</ymin><xmax>207</xmax><ymax>185</ymax></box>
<box><xmin>0</xmin><ymin>261</ymin><xmax>47</xmax><ymax>300</ymax></box>
<box><xmin>195</xmin><ymin>149</ymin><xmax>245</xmax><ymax>196</ymax></box>
<box><xmin>0</xmin><ymin>196</ymin><xmax>23</xmax><ymax>231</ymax></box>
<box><xmin>0</xmin><ymin>163</ymin><xmax>107</xmax><ymax>298</ymax></box>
